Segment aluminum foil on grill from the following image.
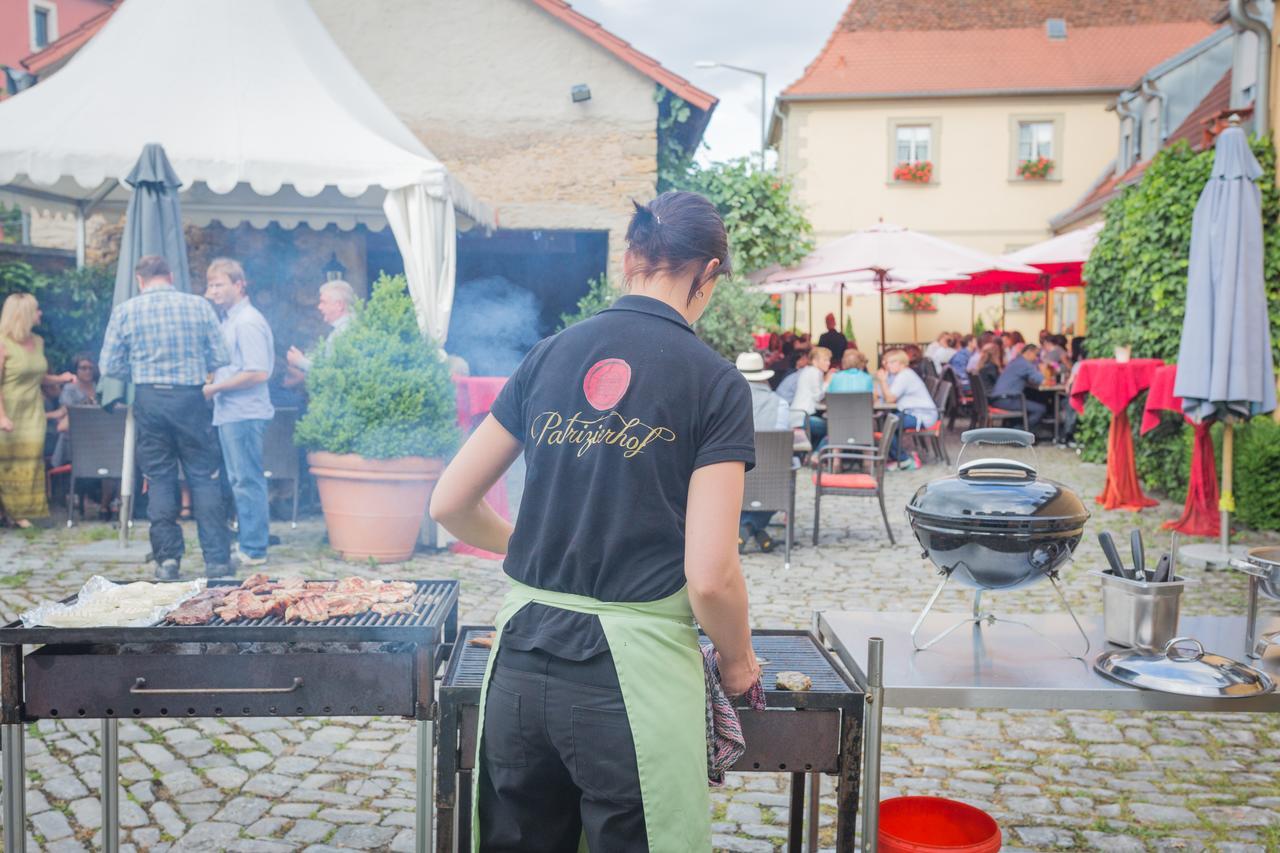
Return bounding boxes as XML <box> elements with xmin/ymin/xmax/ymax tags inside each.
<box><xmin>20</xmin><ymin>576</ymin><xmax>206</xmax><ymax>629</ymax></box>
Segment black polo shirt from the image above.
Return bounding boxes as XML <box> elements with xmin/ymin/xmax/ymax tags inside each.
<box><xmin>489</xmin><ymin>295</ymin><xmax>755</xmax><ymax>659</ymax></box>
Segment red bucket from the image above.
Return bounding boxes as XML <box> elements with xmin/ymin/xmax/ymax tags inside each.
<box><xmin>878</xmin><ymin>797</ymin><xmax>1001</xmax><ymax>853</ymax></box>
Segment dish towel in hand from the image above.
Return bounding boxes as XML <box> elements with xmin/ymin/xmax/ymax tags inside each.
<box><xmin>702</xmin><ymin>644</ymin><xmax>767</xmax><ymax>786</ymax></box>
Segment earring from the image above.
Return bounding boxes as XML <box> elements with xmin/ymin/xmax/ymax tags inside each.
<box><xmin>696</xmin><ymin>289</ymin><xmax>705</xmax><ymax>300</ymax></box>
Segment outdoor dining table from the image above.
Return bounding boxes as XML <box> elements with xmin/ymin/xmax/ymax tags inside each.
<box><xmin>816</xmin><ymin>610</ymin><xmax>1280</xmax><ymax>852</ymax></box>
<box><xmin>1069</xmin><ymin>358</ymin><xmax>1164</xmax><ymax>511</ymax></box>
<box><xmin>1142</xmin><ymin>363</ymin><xmax>1220</xmax><ymax>537</ymax></box>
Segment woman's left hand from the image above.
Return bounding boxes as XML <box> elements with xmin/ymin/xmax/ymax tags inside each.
<box><xmin>55</xmin><ymin>372</ymin><xmax>74</xmax><ymax>384</ymax></box>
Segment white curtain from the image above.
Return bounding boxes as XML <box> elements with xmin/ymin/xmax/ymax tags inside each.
<box><xmin>383</xmin><ymin>184</ymin><xmax>457</xmax><ymax>343</ymax></box>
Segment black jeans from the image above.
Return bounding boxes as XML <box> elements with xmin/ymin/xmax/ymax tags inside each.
<box><xmin>478</xmin><ymin>646</ymin><xmax>647</xmax><ymax>853</ymax></box>
<box><xmin>134</xmin><ymin>385</ymin><xmax>230</xmax><ymax>567</ymax></box>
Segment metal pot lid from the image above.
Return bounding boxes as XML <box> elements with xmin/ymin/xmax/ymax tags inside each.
<box><xmin>907</xmin><ymin>460</ymin><xmax>1089</xmax><ymax>533</ymax></box>
<box><xmin>1094</xmin><ymin>637</ymin><xmax>1275</xmax><ymax>698</ymax></box>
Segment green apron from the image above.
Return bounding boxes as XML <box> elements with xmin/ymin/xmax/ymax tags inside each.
<box><xmin>472</xmin><ymin>579</ymin><xmax>712</xmax><ymax>852</ymax></box>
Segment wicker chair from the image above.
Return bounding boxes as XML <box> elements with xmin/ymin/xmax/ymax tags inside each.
<box><xmin>742</xmin><ymin>430</ymin><xmax>797</xmax><ymax>570</ymax></box>
<box><xmin>262</xmin><ymin>408</ymin><xmax>301</xmax><ymax>528</ymax></box>
<box><xmin>65</xmin><ymin>406</ymin><xmax>128</xmax><ymax>526</ymax></box>
<box><xmin>904</xmin><ymin>380</ymin><xmax>952</xmax><ymax>465</ymax></box>
<box><xmin>812</xmin><ymin>414</ymin><xmax>899</xmax><ymax>545</ymax></box>
<box><xmin>969</xmin><ymin>376</ymin><xmax>1029</xmax><ymax>431</ymax></box>
<box><xmin>824</xmin><ymin>392</ymin><xmax>876</xmax><ymax>449</ymax></box>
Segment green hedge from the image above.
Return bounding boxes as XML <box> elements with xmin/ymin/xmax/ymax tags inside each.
<box><xmin>1077</xmin><ymin>137</ymin><xmax>1280</xmax><ymax>531</ymax></box>
<box><xmin>0</xmin><ymin>262</ymin><xmax>115</xmax><ymax>371</ymax></box>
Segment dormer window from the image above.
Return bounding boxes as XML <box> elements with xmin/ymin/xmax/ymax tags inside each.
<box><xmin>1045</xmin><ymin>18</ymin><xmax>1067</xmax><ymax>40</ymax></box>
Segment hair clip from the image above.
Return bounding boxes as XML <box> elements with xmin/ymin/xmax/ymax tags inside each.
<box><xmin>652</xmin><ymin>211</ymin><xmax>661</xmax><ymax>224</ymax></box>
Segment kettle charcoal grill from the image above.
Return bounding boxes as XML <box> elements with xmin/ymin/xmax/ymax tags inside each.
<box><xmin>1231</xmin><ymin>546</ymin><xmax>1280</xmax><ymax>658</ymax></box>
<box><xmin>905</xmin><ymin>428</ymin><xmax>1092</xmax><ymax>656</ymax></box>
<box><xmin>435</xmin><ymin>627</ymin><xmax>863</xmax><ymax>853</ymax></box>
<box><xmin>0</xmin><ymin>578</ymin><xmax>458</xmax><ymax>853</ymax></box>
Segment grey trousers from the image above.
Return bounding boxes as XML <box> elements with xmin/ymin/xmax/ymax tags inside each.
<box><xmin>477</xmin><ymin>646</ymin><xmax>649</xmax><ymax>852</ymax></box>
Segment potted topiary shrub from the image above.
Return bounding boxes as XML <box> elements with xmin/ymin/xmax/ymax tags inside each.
<box><xmin>294</xmin><ymin>273</ymin><xmax>461</xmax><ymax>562</ymax></box>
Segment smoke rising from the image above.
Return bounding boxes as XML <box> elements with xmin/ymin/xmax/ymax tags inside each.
<box><xmin>446</xmin><ymin>275</ymin><xmax>543</xmax><ymax>377</ymax></box>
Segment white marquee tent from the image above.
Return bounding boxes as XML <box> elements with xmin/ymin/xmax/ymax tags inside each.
<box><xmin>0</xmin><ymin>0</ymin><xmax>493</xmax><ymax>343</ymax></box>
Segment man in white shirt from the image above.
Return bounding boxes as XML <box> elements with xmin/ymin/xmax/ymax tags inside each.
<box><xmin>873</xmin><ymin>349</ymin><xmax>938</xmax><ymax>470</ymax></box>
<box><xmin>735</xmin><ymin>352</ymin><xmax>789</xmax><ymax>553</ymax></box>
<box><xmin>925</xmin><ymin>332</ymin><xmax>957</xmax><ymax>374</ymax></box>
<box><xmin>285</xmin><ymin>279</ymin><xmax>356</xmax><ymax>382</ymax></box>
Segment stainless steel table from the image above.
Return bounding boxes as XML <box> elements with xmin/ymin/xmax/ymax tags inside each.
<box><xmin>816</xmin><ymin>611</ymin><xmax>1280</xmax><ymax>851</ymax></box>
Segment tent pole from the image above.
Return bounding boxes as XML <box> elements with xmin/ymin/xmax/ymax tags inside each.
<box><xmin>75</xmin><ymin>206</ymin><xmax>86</xmax><ymax>269</ymax></box>
<box><xmin>1220</xmin><ymin>419</ymin><xmax>1235</xmax><ymax>554</ymax></box>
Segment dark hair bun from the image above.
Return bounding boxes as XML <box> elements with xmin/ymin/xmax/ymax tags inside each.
<box><xmin>625</xmin><ymin>191</ymin><xmax>731</xmax><ymax>305</ymax></box>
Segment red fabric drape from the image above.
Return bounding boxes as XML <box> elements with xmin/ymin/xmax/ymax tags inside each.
<box><xmin>450</xmin><ymin>376</ymin><xmax>511</xmax><ymax>561</ymax></box>
<box><xmin>1140</xmin><ymin>364</ymin><xmax>1220</xmax><ymax>536</ymax></box>
<box><xmin>1096</xmin><ymin>409</ymin><xmax>1159</xmax><ymax>511</ymax></box>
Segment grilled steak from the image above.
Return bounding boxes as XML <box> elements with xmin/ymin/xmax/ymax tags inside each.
<box><xmin>305</xmin><ymin>581</ymin><xmax>335</xmax><ymax>591</ymax></box>
<box><xmin>325</xmin><ymin>594</ymin><xmax>374</xmax><ymax>617</ymax></box>
<box><xmin>166</xmin><ymin>599</ymin><xmax>214</xmax><ymax>625</ymax></box>
<box><xmin>374</xmin><ymin>581</ymin><xmax>416</xmax><ymax>603</ymax></box>
<box><xmin>335</xmin><ymin>576</ymin><xmax>374</xmax><ymax>594</ymax></box>
<box><xmin>241</xmin><ymin>573</ymin><xmax>271</xmax><ymax>590</ymax></box>
<box><xmin>279</xmin><ymin>576</ymin><xmax>307</xmax><ymax>589</ymax></box>
<box><xmin>286</xmin><ymin>597</ymin><xmax>330</xmax><ymax>623</ymax></box>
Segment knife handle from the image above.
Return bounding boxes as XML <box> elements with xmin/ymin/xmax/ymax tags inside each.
<box><xmin>1130</xmin><ymin>529</ymin><xmax>1145</xmax><ymax>578</ymax></box>
<box><xmin>1098</xmin><ymin>532</ymin><xmax>1128</xmax><ymax>578</ymax></box>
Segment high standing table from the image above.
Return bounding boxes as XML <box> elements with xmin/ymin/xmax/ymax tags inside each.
<box><xmin>1069</xmin><ymin>358</ymin><xmax>1164</xmax><ymax>511</ymax></box>
<box><xmin>1141</xmin><ymin>364</ymin><xmax>1221</xmax><ymax>537</ymax></box>
<box><xmin>816</xmin><ymin>611</ymin><xmax>1280</xmax><ymax>852</ymax></box>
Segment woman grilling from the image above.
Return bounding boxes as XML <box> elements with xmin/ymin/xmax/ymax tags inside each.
<box><xmin>431</xmin><ymin>191</ymin><xmax>761</xmax><ymax>852</ymax></box>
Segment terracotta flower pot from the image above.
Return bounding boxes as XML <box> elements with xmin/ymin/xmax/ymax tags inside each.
<box><xmin>307</xmin><ymin>451</ymin><xmax>444</xmax><ymax>563</ymax></box>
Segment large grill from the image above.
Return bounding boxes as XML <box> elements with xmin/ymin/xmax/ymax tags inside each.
<box><xmin>435</xmin><ymin>627</ymin><xmax>863</xmax><ymax>853</ymax></box>
<box><xmin>0</xmin><ymin>577</ymin><xmax>459</xmax><ymax>853</ymax></box>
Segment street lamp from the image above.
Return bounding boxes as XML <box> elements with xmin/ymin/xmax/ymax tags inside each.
<box><xmin>695</xmin><ymin>60</ymin><xmax>767</xmax><ymax>169</ymax></box>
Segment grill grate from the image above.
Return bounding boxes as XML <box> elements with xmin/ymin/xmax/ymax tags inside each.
<box><xmin>0</xmin><ymin>579</ymin><xmax>459</xmax><ymax>646</ymax></box>
<box><xmin>442</xmin><ymin>627</ymin><xmax>857</xmax><ymax>709</ymax></box>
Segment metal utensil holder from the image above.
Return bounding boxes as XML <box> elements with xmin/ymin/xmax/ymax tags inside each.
<box><xmin>1095</xmin><ymin>571</ymin><xmax>1196</xmax><ymax>649</ymax></box>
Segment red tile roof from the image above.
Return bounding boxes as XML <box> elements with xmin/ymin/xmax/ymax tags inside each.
<box><xmin>1166</xmin><ymin>70</ymin><xmax>1232</xmax><ymax>149</ymax></box>
<box><xmin>784</xmin><ymin>21</ymin><xmax>1218</xmax><ymax>98</ymax></box>
<box><xmin>20</xmin><ymin>1</ymin><xmax>119</xmax><ymax>76</ymax></box>
<box><xmin>527</xmin><ymin>0</ymin><xmax>716</xmax><ymax>112</ymax></box>
<box><xmin>837</xmin><ymin>0</ymin><xmax>1223</xmax><ymax>32</ymax></box>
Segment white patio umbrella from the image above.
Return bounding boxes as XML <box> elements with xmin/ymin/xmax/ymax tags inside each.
<box><xmin>760</xmin><ymin>223</ymin><xmax>1039</xmax><ymax>348</ymax></box>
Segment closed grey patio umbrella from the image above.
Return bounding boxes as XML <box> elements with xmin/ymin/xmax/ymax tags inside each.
<box><xmin>1174</xmin><ymin>122</ymin><xmax>1277</xmax><ymax>562</ymax></box>
<box><xmin>101</xmin><ymin>143</ymin><xmax>191</xmax><ymax>545</ymax></box>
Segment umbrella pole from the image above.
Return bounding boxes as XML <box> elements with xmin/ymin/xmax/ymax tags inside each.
<box><xmin>878</xmin><ymin>272</ymin><xmax>886</xmax><ymax>356</ymax></box>
<box><xmin>970</xmin><ymin>296</ymin><xmax>975</xmax><ymax>333</ymax></box>
<box><xmin>1220</xmin><ymin>419</ymin><xmax>1235</xmax><ymax>554</ymax></box>
<box><xmin>1000</xmin><ymin>285</ymin><xmax>1007</xmax><ymax>332</ymax></box>
<box><xmin>1043</xmin><ymin>274</ymin><xmax>1051</xmax><ymax>330</ymax></box>
<box><xmin>838</xmin><ymin>283</ymin><xmax>844</xmax><ymax>333</ymax></box>
<box><xmin>118</xmin><ymin>407</ymin><xmax>136</xmax><ymax>547</ymax></box>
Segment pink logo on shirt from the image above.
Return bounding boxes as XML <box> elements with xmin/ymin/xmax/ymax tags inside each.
<box><xmin>583</xmin><ymin>358</ymin><xmax>632</xmax><ymax>411</ymax></box>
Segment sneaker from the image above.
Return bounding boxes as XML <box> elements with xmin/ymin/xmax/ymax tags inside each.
<box><xmin>205</xmin><ymin>563</ymin><xmax>236</xmax><ymax>579</ymax></box>
<box><xmin>155</xmin><ymin>559</ymin><xmax>180</xmax><ymax>581</ymax></box>
<box><xmin>911</xmin><ymin>452</ymin><xmax>924</xmax><ymax>468</ymax></box>
<box><xmin>232</xmin><ymin>547</ymin><xmax>268</xmax><ymax>567</ymax></box>
<box><xmin>738</xmin><ymin>523</ymin><xmax>754</xmax><ymax>555</ymax></box>
<box><xmin>753</xmin><ymin>528</ymin><xmax>775</xmax><ymax>554</ymax></box>
<box><xmin>897</xmin><ymin>456</ymin><xmax>918</xmax><ymax>471</ymax></box>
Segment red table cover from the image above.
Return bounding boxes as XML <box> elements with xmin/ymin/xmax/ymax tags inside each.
<box><xmin>450</xmin><ymin>376</ymin><xmax>511</xmax><ymax>560</ymax></box>
<box><xmin>1069</xmin><ymin>358</ymin><xmax>1163</xmax><ymax>511</ymax></box>
<box><xmin>1140</xmin><ymin>364</ymin><xmax>1219</xmax><ymax>537</ymax></box>
<box><xmin>753</xmin><ymin>332</ymin><xmax>772</xmax><ymax>351</ymax></box>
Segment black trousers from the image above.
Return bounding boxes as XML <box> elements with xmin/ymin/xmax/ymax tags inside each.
<box><xmin>478</xmin><ymin>646</ymin><xmax>648</xmax><ymax>852</ymax></box>
<box><xmin>133</xmin><ymin>385</ymin><xmax>229</xmax><ymax>566</ymax></box>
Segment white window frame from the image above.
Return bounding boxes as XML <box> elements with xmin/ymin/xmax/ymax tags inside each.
<box><xmin>1009</xmin><ymin>114</ymin><xmax>1063</xmax><ymax>181</ymax></box>
<box><xmin>887</xmin><ymin>117</ymin><xmax>941</xmax><ymax>184</ymax></box>
<box><xmin>30</xmin><ymin>0</ymin><xmax>58</xmax><ymax>53</ymax></box>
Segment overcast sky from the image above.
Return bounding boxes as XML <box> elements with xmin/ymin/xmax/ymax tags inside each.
<box><xmin>569</xmin><ymin>0</ymin><xmax>849</xmax><ymax>164</ymax></box>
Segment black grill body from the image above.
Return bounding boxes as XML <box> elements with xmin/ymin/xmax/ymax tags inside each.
<box><xmin>435</xmin><ymin>627</ymin><xmax>863</xmax><ymax>853</ymax></box>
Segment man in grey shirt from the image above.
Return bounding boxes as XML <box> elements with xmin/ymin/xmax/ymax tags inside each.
<box><xmin>203</xmin><ymin>258</ymin><xmax>275</xmax><ymax>566</ymax></box>
<box><xmin>991</xmin><ymin>344</ymin><xmax>1046</xmax><ymax>428</ymax></box>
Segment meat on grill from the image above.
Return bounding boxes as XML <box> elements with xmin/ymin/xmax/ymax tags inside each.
<box><xmin>241</xmin><ymin>573</ymin><xmax>271</xmax><ymax>590</ymax></box>
<box><xmin>335</xmin><ymin>576</ymin><xmax>374</xmax><ymax>595</ymax></box>
<box><xmin>371</xmin><ymin>601</ymin><xmax>413</xmax><ymax>617</ymax></box>
<box><xmin>279</xmin><ymin>576</ymin><xmax>307</xmax><ymax>589</ymax></box>
<box><xmin>166</xmin><ymin>599</ymin><xmax>214</xmax><ymax>625</ymax></box>
<box><xmin>285</xmin><ymin>597</ymin><xmax>330</xmax><ymax>623</ymax></box>
<box><xmin>324</xmin><ymin>594</ymin><xmax>375</xmax><ymax>617</ymax></box>
<box><xmin>376</xmin><ymin>581</ymin><xmax>417</xmax><ymax>603</ymax></box>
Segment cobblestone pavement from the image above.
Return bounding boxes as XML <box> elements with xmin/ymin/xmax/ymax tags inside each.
<box><xmin>0</xmin><ymin>441</ymin><xmax>1278</xmax><ymax>852</ymax></box>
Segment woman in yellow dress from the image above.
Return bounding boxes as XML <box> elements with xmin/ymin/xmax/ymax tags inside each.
<box><xmin>0</xmin><ymin>294</ymin><xmax>73</xmax><ymax>527</ymax></box>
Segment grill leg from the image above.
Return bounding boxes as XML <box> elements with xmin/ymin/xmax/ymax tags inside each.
<box><xmin>807</xmin><ymin>772</ymin><xmax>821</xmax><ymax>852</ymax></box>
<box><xmin>416</xmin><ymin>719</ymin><xmax>434</xmax><ymax>853</ymax></box>
<box><xmin>3</xmin><ymin>722</ymin><xmax>26</xmax><ymax>852</ymax></box>
<box><xmin>102</xmin><ymin>718</ymin><xmax>119</xmax><ymax>853</ymax></box>
<box><xmin>787</xmin><ymin>772</ymin><xmax>804</xmax><ymax>852</ymax></box>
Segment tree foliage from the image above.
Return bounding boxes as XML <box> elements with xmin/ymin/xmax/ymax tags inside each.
<box><xmin>295</xmin><ymin>273</ymin><xmax>460</xmax><ymax>459</ymax></box>
<box><xmin>1076</xmin><ymin>137</ymin><xmax>1280</xmax><ymax>529</ymax></box>
<box><xmin>0</xmin><ymin>262</ymin><xmax>114</xmax><ymax>371</ymax></box>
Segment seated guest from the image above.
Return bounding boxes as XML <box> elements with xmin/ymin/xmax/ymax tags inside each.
<box><xmin>1002</xmin><ymin>330</ymin><xmax>1026</xmax><ymax>359</ymax></box>
<box><xmin>873</xmin><ymin>349</ymin><xmax>937</xmax><ymax>470</ymax></box>
<box><xmin>791</xmin><ymin>345</ymin><xmax>831</xmax><ymax>446</ymax></box>
<box><xmin>968</xmin><ymin>331</ymin><xmax>994</xmax><ymax>373</ymax></box>
<box><xmin>828</xmin><ymin>348</ymin><xmax>874</xmax><ymax>393</ymax></box>
<box><xmin>975</xmin><ymin>342</ymin><xmax>1003</xmax><ymax>395</ymax></box>
<box><xmin>774</xmin><ymin>350</ymin><xmax>809</xmax><ymax>400</ymax></box>
<box><xmin>903</xmin><ymin>344</ymin><xmax>925</xmax><ymax>374</ymax></box>
<box><xmin>49</xmin><ymin>353</ymin><xmax>100</xmax><ymax>468</ymax></box>
<box><xmin>1071</xmin><ymin>335</ymin><xmax>1086</xmax><ymax>364</ymax></box>
<box><xmin>925</xmin><ymin>332</ymin><xmax>956</xmax><ymax>373</ymax></box>
<box><xmin>735</xmin><ymin>352</ymin><xmax>788</xmax><ymax>553</ymax></box>
<box><xmin>949</xmin><ymin>335</ymin><xmax>975</xmax><ymax>391</ymax></box>
<box><xmin>992</xmin><ymin>344</ymin><xmax>1045</xmax><ymax>428</ymax></box>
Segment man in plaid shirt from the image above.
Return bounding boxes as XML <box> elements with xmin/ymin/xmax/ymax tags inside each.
<box><xmin>100</xmin><ymin>255</ymin><xmax>233</xmax><ymax>580</ymax></box>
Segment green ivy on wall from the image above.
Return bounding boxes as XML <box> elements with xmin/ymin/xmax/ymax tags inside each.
<box><xmin>1076</xmin><ymin>137</ymin><xmax>1280</xmax><ymax>530</ymax></box>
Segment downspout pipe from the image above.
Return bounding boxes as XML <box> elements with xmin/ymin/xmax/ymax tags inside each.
<box><xmin>1114</xmin><ymin>93</ymin><xmax>1143</xmax><ymax>167</ymax></box>
<box><xmin>1230</xmin><ymin>0</ymin><xmax>1271</xmax><ymax>134</ymax></box>
<box><xmin>1140</xmin><ymin>76</ymin><xmax>1168</xmax><ymax>146</ymax></box>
